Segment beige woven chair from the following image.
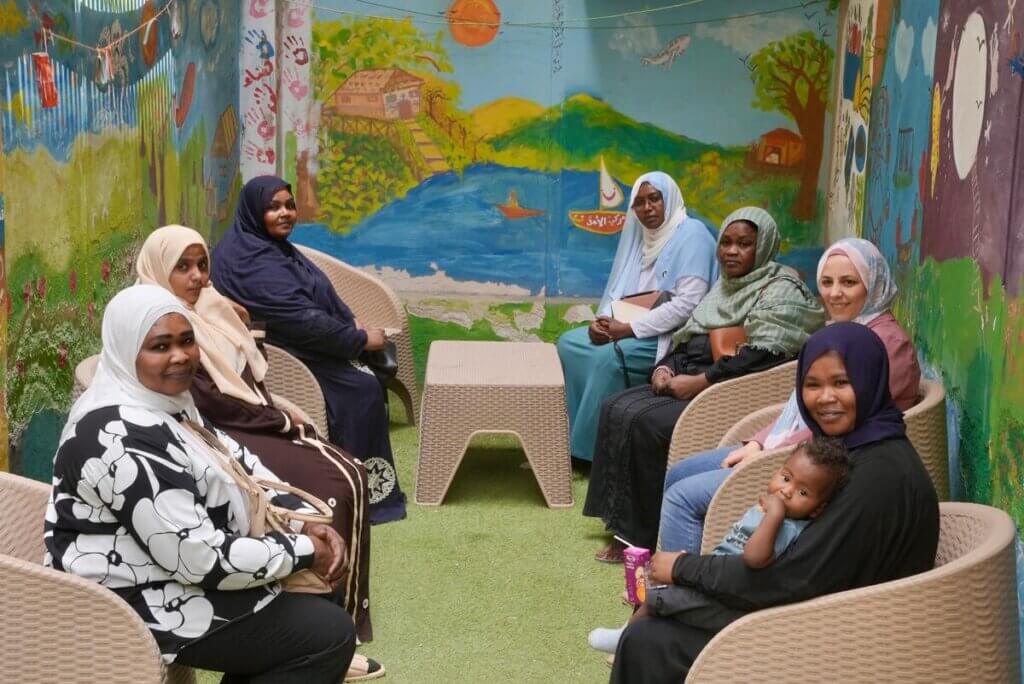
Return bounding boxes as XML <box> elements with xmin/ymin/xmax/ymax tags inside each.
<box><xmin>296</xmin><ymin>244</ymin><xmax>418</xmax><ymax>425</ymax></box>
<box><xmin>262</xmin><ymin>343</ymin><xmax>329</xmax><ymax>437</ymax></box>
<box><xmin>687</xmin><ymin>501</ymin><xmax>1019</xmax><ymax>682</ymax></box>
<box><xmin>72</xmin><ymin>349</ymin><xmax>327</xmax><ymax>438</ymax></box>
<box><xmin>666</xmin><ymin>360</ymin><xmax>798</xmax><ymax>471</ymax></box>
<box><xmin>0</xmin><ymin>471</ymin><xmax>195</xmax><ymax>683</ymax></box>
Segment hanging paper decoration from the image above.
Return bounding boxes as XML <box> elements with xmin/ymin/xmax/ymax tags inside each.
<box><xmin>170</xmin><ymin>0</ymin><xmax>182</xmax><ymax>40</ymax></box>
<box><xmin>96</xmin><ymin>46</ymin><xmax>114</xmax><ymax>85</ymax></box>
<box><xmin>140</xmin><ymin>0</ymin><xmax>159</xmax><ymax>66</ymax></box>
<box><xmin>32</xmin><ymin>51</ymin><xmax>59</xmax><ymax>108</ymax></box>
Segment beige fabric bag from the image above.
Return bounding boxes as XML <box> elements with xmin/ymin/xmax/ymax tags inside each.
<box><xmin>183</xmin><ymin>420</ymin><xmax>337</xmax><ymax>594</ymax></box>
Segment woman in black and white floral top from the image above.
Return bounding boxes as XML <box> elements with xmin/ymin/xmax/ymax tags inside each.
<box><xmin>44</xmin><ymin>284</ymin><xmax>355</xmax><ymax>682</ymax></box>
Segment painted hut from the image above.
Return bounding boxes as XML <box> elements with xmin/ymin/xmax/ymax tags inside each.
<box><xmin>753</xmin><ymin>128</ymin><xmax>805</xmax><ymax>167</ymax></box>
<box><xmin>330</xmin><ymin>68</ymin><xmax>425</xmax><ymax>121</ymax></box>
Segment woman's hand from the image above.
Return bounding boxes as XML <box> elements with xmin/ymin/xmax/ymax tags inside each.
<box><xmin>588</xmin><ymin>319</ymin><xmax>611</xmax><ymax>345</ymax></box>
<box><xmin>651</xmin><ymin>366</ymin><xmax>675</xmax><ymax>395</ymax></box>
<box><xmin>363</xmin><ymin>327</ymin><xmax>387</xmax><ymax>351</ymax></box>
<box><xmin>353</xmin><ymin>317</ymin><xmax>364</xmax><ymax>331</ymax></box>
<box><xmin>596</xmin><ymin>316</ymin><xmax>634</xmax><ymax>341</ymax></box>
<box><xmin>306</xmin><ymin>523</ymin><xmax>347</xmax><ymax>586</ymax></box>
<box><xmin>721</xmin><ymin>441</ymin><xmax>762</xmax><ymax>469</ymax></box>
<box><xmin>650</xmin><ymin>551</ymin><xmax>684</xmax><ymax>585</ymax></box>
<box><xmin>285</xmin><ymin>407</ymin><xmax>306</xmax><ymax>428</ymax></box>
<box><xmin>229</xmin><ymin>300</ymin><xmax>251</xmax><ymax>326</ymax></box>
<box><xmin>667</xmin><ymin>373</ymin><xmax>710</xmax><ymax>400</ymax></box>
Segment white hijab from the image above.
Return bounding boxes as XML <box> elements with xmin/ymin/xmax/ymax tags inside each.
<box><xmin>61</xmin><ymin>284</ymin><xmax>252</xmax><ymax>534</ymax></box>
<box><xmin>598</xmin><ymin>171</ymin><xmax>688</xmax><ymax>314</ymax></box>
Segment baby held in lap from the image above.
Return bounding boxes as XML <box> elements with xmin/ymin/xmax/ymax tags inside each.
<box><xmin>647</xmin><ymin>437</ymin><xmax>850</xmax><ymax>623</ymax></box>
<box><xmin>590</xmin><ymin>437</ymin><xmax>849</xmax><ymax>653</ymax></box>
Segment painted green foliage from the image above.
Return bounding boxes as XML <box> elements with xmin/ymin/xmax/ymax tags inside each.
<box><xmin>898</xmin><ymin>257</ymin><xmax>1024</xmax><ymax>524</ymax></box>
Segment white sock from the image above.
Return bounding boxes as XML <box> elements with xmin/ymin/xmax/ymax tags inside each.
<box><xmin>588</xmin><ymin>624</ymin><xmax>627</xmax><ymax>653</ymax></box>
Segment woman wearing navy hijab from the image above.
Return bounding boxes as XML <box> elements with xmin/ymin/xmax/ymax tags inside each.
<box><xmin>611</xmin><ymin>322</ymin><xmax>939</xmax><ymax>683</ymax></box>
<box><xmin>212</xmin><ymin>176</ymin><xmax>406</xmax><ymax>524</ymax></box>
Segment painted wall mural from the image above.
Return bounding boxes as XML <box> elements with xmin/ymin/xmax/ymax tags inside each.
<box><xmin>857</xmin><ymin>0</ymin><xmax>1024</xmax><ymax>665</ymax></box>
<box><xmin>276</xmin><ymin>0</ymin><xmax>838</xmax><ymax>303</ymax></box>
<box><xmin>1</xmin><ymin>0</ymin><xmax>240</xmax><ymax>477</ymax></box>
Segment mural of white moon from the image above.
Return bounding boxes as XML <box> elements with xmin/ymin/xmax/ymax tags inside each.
<box><xmin>894</xmin><ymin>20</ymin><xmax>914</xmax><ymax>81</ymax></box>
<box><xmin>951</xmin><ymin>11</ymin><xmax>987</xmax><ymax>180</ymax></box>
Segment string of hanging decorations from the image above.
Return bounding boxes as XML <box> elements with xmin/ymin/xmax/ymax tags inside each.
<box><xmin>25</xmin><ymin>0</ymin><xmax>182</xmax><ymax>106</ymax></box>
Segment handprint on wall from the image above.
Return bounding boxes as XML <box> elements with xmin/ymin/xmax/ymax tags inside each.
<box><xmin>245</xmin><ymin>109</ymin><xmax>276</xmax><ymax>141</ymax></box>
<box><xmin>283</xmin><ymin>35</ymin><xmax>309</xmax><ymax>65</ymax></box>
<box><xmin>245</xmin><ymin>29</ymin><xmax>275</xmax><ymax>59</ymax></box>
<box><xmin>244</xmin><ymin>141</ymin><xmax>276</xmax><ymax>165</ymax></box>
<box><xmin>282</xmin><ymin>67</ymin><xmax>309</xmax><ymax>100</ymax></box>
<box><xmin>286</xmin><ymin>7</ymin><xmax>306</xmax><ymax>28</ymax></box>
<box><xmin>248</xmin><ymin>0</ymin><xmax>270</xmax><ymax>19</ymax></box>
<box><xmin>253</xmin><ymin>83</ymin><xmax>278</xmax><ymax>114</ymax></box>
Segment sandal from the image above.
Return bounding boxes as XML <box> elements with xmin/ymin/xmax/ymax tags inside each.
<box><xmin>345</xmin><ymin>653</ymin><xmax>385</xmax><ymax>682</ymax></box>
<box><xmin>594</xmin><ymin>539</ymin><xmax>626</xmax><ymax>563</ymax></box>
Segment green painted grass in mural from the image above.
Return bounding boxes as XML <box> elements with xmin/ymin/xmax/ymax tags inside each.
<box><xmin>897</xmin><ymin>257</ymin><xmax>1024</xmax><ymax>525</ymax></box>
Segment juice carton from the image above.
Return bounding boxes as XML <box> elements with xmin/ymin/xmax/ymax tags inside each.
<box><xmin>623</xmin><ymin>546</ymin><xmax>651</xmax><ymax>605</ymax></box>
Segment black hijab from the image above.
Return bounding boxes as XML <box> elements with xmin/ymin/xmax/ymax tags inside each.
<box><xmin>796</xmin><ymin>322</ymin><xmax>906</xmax><ymax>450</ymax></box>
<box><xmin>211</xmin><ymin>175</ymin><xmax>354</xmax><ymax>322</ymax></box>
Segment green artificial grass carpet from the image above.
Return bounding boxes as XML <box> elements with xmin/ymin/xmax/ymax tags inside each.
<box><xmin>198</xmin><ymin>401</ymin><xmax>627</xmax><ymax>683</ymax></box>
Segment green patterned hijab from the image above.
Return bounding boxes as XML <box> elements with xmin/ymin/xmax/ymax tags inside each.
<box><xmin>672</xmin><ymin>207</ymin><xmax>824</xmax><ymax>355</ymax></box>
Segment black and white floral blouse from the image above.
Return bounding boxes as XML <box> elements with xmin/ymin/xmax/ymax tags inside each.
<box><xmin>44</xmin><ymin>405</ymin><xmax>316</xmax><ymax>662</ymax></box>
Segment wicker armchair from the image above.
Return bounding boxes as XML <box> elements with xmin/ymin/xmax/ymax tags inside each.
<box><xmin>687</xmin><ymin>502</ymin><xmax>1019</xmax><ymax>682</ymax></box>
<box><xmin>666</xmin><ymin>361</ymin><xmax>798</xmax><ymax>470</ymax></box>
<box><xmin>72</xmin><ymin>349</ymin><xmax>326</xmax><ymax>438</ymax></box>
<box><xmin>296</xmin><ymin>244</ymin><xmax>418</xmax><ymax>425</ymax></box>
<box><xmin>0</xmin><ymin>471</ymin><xmax>195</xmax><ymax>683</ymax></box>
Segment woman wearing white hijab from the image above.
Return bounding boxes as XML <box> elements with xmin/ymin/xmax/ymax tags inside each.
<box><xmin>135</xmin><ymin>225</ymin><xmax>376</xmax><ymax>648</ymax></box>
<box><xmin>557</xmin><ymin>172</ymin><xmax>719</xmax><ymax>462</ymax></box>
<box><xmin>44</xmin><ymin>285</ymin><xmax>356</xmax><ymax>682</ymax></box>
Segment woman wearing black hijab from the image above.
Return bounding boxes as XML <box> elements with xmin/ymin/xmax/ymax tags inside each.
<box><xmin>611</xmin><ymin>322</ymin><xmax>940</xmax><ymax>683</ymax></box>
<box><xmin>212</xmin><ymin>176</ymin><xmax>406</xmax><ymax>524</ymax></box>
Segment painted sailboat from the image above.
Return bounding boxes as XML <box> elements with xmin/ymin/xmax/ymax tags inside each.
<box><xmin>496</xmin><ymin>190</ymin><xmax>545</xmax><ymax>219</ymax></box>
<box><xmin>569</xmin><ymin>157</ymin><xmax>626</xmax><ymax>234</ymax></box>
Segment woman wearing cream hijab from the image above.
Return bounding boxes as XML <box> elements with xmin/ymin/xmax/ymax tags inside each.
<box><xmin>136</xmin><ymin>226</ymin><xmax>380</xmax><ymax>671</ymax></box>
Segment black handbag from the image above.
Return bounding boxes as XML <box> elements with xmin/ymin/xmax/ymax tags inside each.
<box><xmin>360</xmin><ymin>340</ymin><xmax>399</xmax><ymax>388</ymax></box>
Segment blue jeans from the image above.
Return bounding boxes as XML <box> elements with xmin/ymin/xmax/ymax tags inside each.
<box><xmin>659</xmin><ymin>446</ymin><xmax>734</xmax><ymax>553</ymax></box>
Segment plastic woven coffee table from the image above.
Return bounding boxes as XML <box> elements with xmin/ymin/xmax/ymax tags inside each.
<box><xmin>416</xmin><ymin>341</ymin><xmax>574</xmax><ymax>508</ymax></box>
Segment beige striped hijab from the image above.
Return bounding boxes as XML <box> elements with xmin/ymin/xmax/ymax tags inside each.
<box><xmin>136</xmin><ymin>225</ymin><xmax>269</xmax><ymax>406</ymax></box>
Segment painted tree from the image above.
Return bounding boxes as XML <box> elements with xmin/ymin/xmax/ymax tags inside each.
<box><xmin>750</xmin><ymin>31</ymin><xmax>834</xmax><ymax>220</ymax></box>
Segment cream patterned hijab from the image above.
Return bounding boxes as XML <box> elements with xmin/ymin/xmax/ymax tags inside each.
<box><xmin>136</xmin><ymin>225</ymin><xmax>268</xmax><ymax>406</ymax></box>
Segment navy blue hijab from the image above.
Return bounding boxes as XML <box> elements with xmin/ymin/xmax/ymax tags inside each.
<box><xmin>211</xmin><ymin>175</ymin><xmax>354</xmax><ymax>323</ymax></box>
<box><xmin>796</xmin><ymin>322</ymin><xmax>906</xmax><ymax>450</ymax></box>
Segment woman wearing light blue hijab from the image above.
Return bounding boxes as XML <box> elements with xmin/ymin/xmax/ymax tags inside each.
<box><xmin>557</xmin><ymin>172</ymin><xmax>719</xmax><ymax>462</ymax></box>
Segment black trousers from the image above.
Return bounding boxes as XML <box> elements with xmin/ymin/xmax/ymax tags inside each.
<box><xmin>610</xmin><ymin>616</ymin><xmax>715</xmax><ymax>684</ymax></box>
<box><xmin>176</xmin><ymin>592</ymin><xmax>356</xmax><ymax>683</ymax></box>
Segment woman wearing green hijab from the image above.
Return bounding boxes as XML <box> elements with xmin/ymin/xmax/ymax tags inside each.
<box><xmin>584</xmin><ymin>207</ymin><xmax>825</xmax><ymax>560</ymax></box>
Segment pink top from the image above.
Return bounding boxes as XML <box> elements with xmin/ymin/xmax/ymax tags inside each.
<box><xmin>750</xmin><ymin>311</ymin><xmax>922</xmax><ymax>447</ymax></box>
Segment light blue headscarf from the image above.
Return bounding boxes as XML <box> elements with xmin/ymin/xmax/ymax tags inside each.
<box><xmin>598</xmin><ymin>172</ymin><xmax>695</xmax><ymax>315</ymax></box>
<box><xmin>761</xmin><ymin>237</ymin><xmax>898</xmax><ymax>448</ymax></box>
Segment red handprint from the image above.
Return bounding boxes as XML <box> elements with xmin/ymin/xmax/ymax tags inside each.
<box><xmin>253</xmin><ymin>83</ymin><xmax>277</xmax><ymax>114</ymax></box>
<box><xmin>248</xmin><ymin>0</ymin><xmax>270</xmax><ymax>19</ymax></box>
<box><xmin>244</xmin><ymin>142</ymin><xmax>276</xmax><ymax>165</ymax></box>
<box><xmin>286</xmin><ymin>8</ymin><xmax>306</xmax><ymax>28</ymax></box>
<box><xmin>245</xmin><ymin>109</ymin><xmax>276</xmax><ymax>141</ymax></box>
<box><xmin>284</xmin><ymin>35</ymin><xmax>310</xmax><ymax>66</ymax></box>
<box><xmin>282</xmin><ymin>66</ymin><xmax>309</xmax><ymax>101</ymax></box>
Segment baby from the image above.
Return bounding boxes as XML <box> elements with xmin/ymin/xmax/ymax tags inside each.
<box><xmin>589</xmin><ymin>436</ymin><xmax>849</xmax><ymax>653</ymax></box>
<box><xmin>722</xmin><ymin>434</ymin><xmax>850</xmax><ymax>568</ymax></box>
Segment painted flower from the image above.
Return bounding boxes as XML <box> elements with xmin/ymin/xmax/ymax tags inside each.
<box><xmin>142</xmin><ymin>584</ymin><xmax>214</xmax><ymax>639</ymax></box>
<box><xmin>21</xmin><ymin>281</ymin><xmax>30</xmax><ymax>304</ymax></box>
<box><xmin>217</xmin><ymin>536</ymin><xmax>292</xmax><ymax>590</ymax></box>
<box><xmin>58</xmin><ymin>344</ymin><xmax>69</xmax><ymax>368</ymax></box>
<box><xmin>131</xmin><ymin>488</ymin><xmax>221</xmax><ymax>583</ymax></box>
<box><xmin>101</xmin><ymin>260</ymin><xmax>111</xmax><ymax>283</ymax></box>
<box><xmin>69</xmin><ymin>270</ymin><xmax>78</xmax><ymax>294</ymax></box>
<box><xmin>87</xmin><ymin>301</ymin><xmax>96</xmax><ymax>322</ymax></box>
<box><xmin>36</xmin><ymin>276</ymin><xmax>46</xmax><ymax>300</ymax></box>
<box><xmin>15</xmin><ymin>360</ymin><xmax>25</xmax><ymax>376</ymax></box>
<box><xmin>62</xmin><ymin>529</ymin><xmax>155</xmax><ymax>586</ymax></box>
